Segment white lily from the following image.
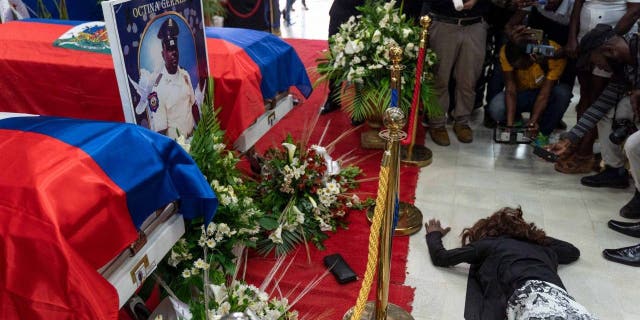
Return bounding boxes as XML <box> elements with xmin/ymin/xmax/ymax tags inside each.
<box><xmin>372</xmin><ymin>29</ymin><xmax>382</xmax><ymax>43</ymax></box>
<box><xmin>281</xmin><ymin>142</ymin><xmax>296</xmax><ymax>163</ymax></box>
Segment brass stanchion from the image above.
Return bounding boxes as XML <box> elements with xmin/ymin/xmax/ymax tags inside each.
<box><xmin>366</xmin><ymin>45</ymin><xmax>423</xmax><ymax>237</ymax></box>
<box><xmin>402</xmin><ymin>16</ymin><xmax>433</xmax><ymax>168</ymax></box>
<box><xmin>344</xmin><ymin>46</ymin><xmax>414</xmax><ymax>320</ymax></box>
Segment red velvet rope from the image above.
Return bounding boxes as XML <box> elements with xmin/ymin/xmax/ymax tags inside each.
<box><xmin>225</xmin><ymin>0</ymin><xmax>263</xmax><ymax>19</ymax></box>
<box><xmin>402</xmin><ymin>47</ymin><xmax>426</xmax><ymax>146</ymax></box>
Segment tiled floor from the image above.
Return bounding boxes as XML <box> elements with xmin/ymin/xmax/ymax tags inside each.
<box><xmin>278</xmin><ymin>2</ymin><xmax>640</xmax><ymax>318</ymax></box>
<box><xmin>407</xmin><ymin>107</ymin><xmax>640</xmax><ymax>320</ymax></box>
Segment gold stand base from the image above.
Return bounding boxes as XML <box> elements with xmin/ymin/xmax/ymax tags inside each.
<box><xmin>343</xmin><ymin>301</ymin><xmax>414</xmax><ymax>320</ymax></box>
<box><xmin>400</xmin><ymin>145</ymin><xmax>432</xmax><ymax>167</ymax></box>
<box><xmin>361</xmin><ymin>130</ymin><xmax>387</xmax><ymax>150</ymax></box>
<box><xmin>367</xmin><ymin>202</ymin><xmax>423</xmax><ymax>236</ymax></box>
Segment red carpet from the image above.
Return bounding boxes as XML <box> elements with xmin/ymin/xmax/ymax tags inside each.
<box><xmin>242</xmin><ymin>38</ymin><xmax>425</xmax><ymax>318</ymax></box>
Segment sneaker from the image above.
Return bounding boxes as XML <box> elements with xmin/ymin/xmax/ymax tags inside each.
<box><xmin>580</xmin><ymin>165</ymin><xmax>630</xmax><ymax>189</ymax></box>
<box><xmin>429</xmin><ymin>127</ymin><xmax>450</xmax><ymax>146</ymax></box>
<box><xmin>620</xmin><ymin>189</ymin><xmax>640</xmax><ymax>219</ymax></box>
<box><xmin>533</xmin><ymin>133</ymin><xmax>549</xmax><ymax>147</ymax></box>
<box><xmin>453</xmin><ymin>123</ymin><xmax>473</xmax><ymax>143</ymax></box>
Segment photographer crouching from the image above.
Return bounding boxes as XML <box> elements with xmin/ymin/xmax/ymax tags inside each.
<box><xmin>487</xmin><ymin>28</ymin><xmax>572</xmax><ymax>146</ymax></box>
<box><xmin>548</xmin><ymin>24</ymin><xmax>640</xmax><ymax>266</ymax></box>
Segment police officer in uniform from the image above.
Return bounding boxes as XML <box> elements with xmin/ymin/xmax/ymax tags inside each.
<box><xmin>148</xmin><ymin>17</ymin><xmax>197</xmax><ymax>139</ymax></box>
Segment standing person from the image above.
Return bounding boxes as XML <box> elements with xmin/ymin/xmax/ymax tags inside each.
<box><xmin>422</xmin><ymin>0</ymin><xmax>490</xmax><ymax>145</ymax></box>
<box><xmin>556</xmin><ymin>0</ymin><xmax>640</xmax><ymax>174</ymax></box>
<box><xmin>319</xmin><ymin>0</ymin><xmax>365</xmax><ymax>115</ymax></box>
<box><xmin>282</xmin><ymin>0</ymin><xmax>294</xmax><ymax>25</ymax></box>
<box><xmin>150</xmin><ymin>17</ymin><xmax>197</xmax><ymax>139</ymax></box>
<box><xmin>425</xmin><ymin>207</ymin><xmax>595</xmax><ymax>319</ymax></box>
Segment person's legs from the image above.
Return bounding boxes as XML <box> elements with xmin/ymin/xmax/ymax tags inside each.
<box><xmin>537</xmin><ymin>84</ymin><xmax>572</xmax><ymax>136</ymax></box>
<box><xmin>484</xmin><ymin>32</ymin><xmax>506</xmax><ymax>128</ymax></box>
<box><xmin>451</xmin><ymin>21</ymin><xmax>487</xmax><ymax>142</ymax></box>
<box><xmin>581</xmin><ymin>97</ymin><xmax>630</xmax><ymax>188</ymax></box>
<box><xmin>487</xmin><ymin>90</ymin><xmax>537</xmax><ymax>124</ymax></box>
<box><xmin>488</xmin><ymin>91</ymin><xmax>507</xmax><ymax>124</ymax></box>
<box><xmin>619</xmin><ymin>131</ymin><xmax>640</xmax><ymax>218</ymax></box>
<box><xmin>427</xmin><ymin>20</ymin><xmax>461</xmax><ymax>145</ymax></box>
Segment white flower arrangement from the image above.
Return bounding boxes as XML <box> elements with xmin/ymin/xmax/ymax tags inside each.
<box><xmin>315</xmin><ymin>0</ymin><xmax>439</xmax><ymax>122</ymax></box>
<box><xmin>256</xmin><ymin>136</ymin><xmax>368</xmax><ymax>256</ymax></box>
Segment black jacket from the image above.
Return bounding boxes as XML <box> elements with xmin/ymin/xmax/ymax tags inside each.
<box><xmin>426</xmin><ymin>232</ymin><xmax>580</xmax><ymax>320</ymax></box>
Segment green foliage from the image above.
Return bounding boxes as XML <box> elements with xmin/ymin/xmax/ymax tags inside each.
<box><xmin>37</xmin><ymin>0</ymin><xmax>68</xmax><ymax>19</ymax></box>
<box><xmin>203</xmin><ymin>0</ymin><xmax>226</xmax><ymax>19</ymax></box>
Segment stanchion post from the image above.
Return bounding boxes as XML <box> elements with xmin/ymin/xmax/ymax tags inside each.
<box><xmin>406</xmin><ymin>16</ymin><xmax>432</xmax><ymax>160</ymax></box>
<box><xmin>343</xmin><ymin>46</ymin><xmax>414</xmax><ymax>320</ymax></box>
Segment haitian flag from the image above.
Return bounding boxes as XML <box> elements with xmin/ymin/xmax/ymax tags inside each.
<box><xmin>0</xmin><ymin>116</ymin><xmax>217</xmax><ymax>319</ymax></box>
<box><xmin>205</xmin><ymin>27</ymin><xmax>312</xmax><ymax>144</ymax></box>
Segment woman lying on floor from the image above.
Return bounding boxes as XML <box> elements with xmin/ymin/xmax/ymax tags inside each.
<box><xmin>425</xmin><ymin>207</ymin><xmax>597</xmax><ymax>320</ymax></box>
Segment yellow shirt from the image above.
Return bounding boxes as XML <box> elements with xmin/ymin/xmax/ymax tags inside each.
<box><xmin>499</xmin><ymin>40</ymin><xmax>566</xmax><ymax>91</ymax></box>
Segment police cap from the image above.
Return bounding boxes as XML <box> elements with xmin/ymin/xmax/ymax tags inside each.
<box><xmin>157</xmin><ymin>17</ymin><xmax>180</xmax><ymax>49</ymax></box>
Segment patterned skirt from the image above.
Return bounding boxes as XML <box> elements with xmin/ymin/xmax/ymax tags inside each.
<box><xmin>506</xmin><ymin>280</ymin><xmax>598</xmax><ymax>320</ymax></box>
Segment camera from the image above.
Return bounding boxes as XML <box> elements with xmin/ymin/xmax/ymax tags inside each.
<box><xmin>526</xmin><ymin>43</ymin><xmax>556</xmax><ymax>57</ymax></box>
<box><xmin>610</xmin><ymin>119</ymin><xmax>638</xmax><ymax>145</ymax></box>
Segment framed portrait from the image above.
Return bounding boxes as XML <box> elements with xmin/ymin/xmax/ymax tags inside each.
<box><xmin>102</xmin><ymin>0</ymin><xmax>209</xmax><ymax>139</ymax></box>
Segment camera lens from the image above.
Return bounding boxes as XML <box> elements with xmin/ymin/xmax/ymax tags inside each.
<box><xmin>610</xmin><ymin>126</ymin><xmax>630</xmax><ymax>145</ymax></box>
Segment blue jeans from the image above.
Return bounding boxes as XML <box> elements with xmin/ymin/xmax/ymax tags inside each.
<box><xmin>488</xmin><ymin>83</ymin><xmax>572</xmax><ymax>136</ymax></box>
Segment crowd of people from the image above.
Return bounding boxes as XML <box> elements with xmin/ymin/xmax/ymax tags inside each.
<box><xmin>320</xmin><ymin>0</ymin><xmax>640</xmax><ymax>318</ymax></box>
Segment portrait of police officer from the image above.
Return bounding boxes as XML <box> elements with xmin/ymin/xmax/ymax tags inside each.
<box><xmin>148</xmin><ymin>17</ymin><xmax>197</xmax><ymax>139</ymax></box>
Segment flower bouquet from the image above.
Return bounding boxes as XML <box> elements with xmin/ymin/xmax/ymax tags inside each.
<box><xmin>255</xmin><ymin>133</ymin><xmax>370</xmax><ymax>256</ymax></box>
<box><xmin>315</xmin><ymin>0</ymin><xmax>439</xmax><ymax>123</ymax></box>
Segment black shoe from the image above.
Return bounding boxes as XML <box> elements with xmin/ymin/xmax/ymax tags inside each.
<box><xmin>620</xmin><ymin>189</ymin><xmax>640</xmax><ymax>218</ymax></box>
<box><xmin>603</xmin><ymin>243</ymin><xmax>640</xmax><ymax>266</ymax></box>
<box><xmin>608</xmin><ymin>220</ymin><xmax>640</xmax><ymax>238</ymax></box>
<box><xmin>320</xmin><ymin>99</ymin><xmax>340</xmax><ymax>115</ymax></box>
<box><xmin>556</xmin><ymin>119</ymin><xmax>567</xmax><ymax>130</ymax></box>
<box><xmin>580</xmin><ymin>165</ymin><xmax>629</xmax><ymax>189</ymax></box>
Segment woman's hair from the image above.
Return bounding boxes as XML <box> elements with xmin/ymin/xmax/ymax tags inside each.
<box><xmin>461</xmin><ymin>207</ymin><xmax>549</xmax><ymax>246</ymax></box>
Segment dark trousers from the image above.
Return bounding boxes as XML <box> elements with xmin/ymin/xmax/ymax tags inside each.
<box><xmin>488</xmin><ymin>83</ymin><xmax>572</xmax><ymax>136</ymax></box>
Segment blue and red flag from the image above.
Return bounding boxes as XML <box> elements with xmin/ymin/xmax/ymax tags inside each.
<box><xmin>0</xmin><ymin>116</ymin><xmax>217</xmax><ymax>319</ymax></box>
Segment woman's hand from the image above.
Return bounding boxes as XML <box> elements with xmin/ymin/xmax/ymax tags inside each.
<box><xmin>426</xmin><ymin>219</ymin><xmax>451</xmax><ymax>236</ymax></box>
<box><xmin>546</xmin><ymin>138</ymin><xmax>572</xmax><ymax>156</ymax></box>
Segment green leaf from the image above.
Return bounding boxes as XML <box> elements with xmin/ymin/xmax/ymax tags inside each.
<box><xmin>258</xmin><ymin>216</ymin><xmax>279</xmax><ymax>230</ymax></box>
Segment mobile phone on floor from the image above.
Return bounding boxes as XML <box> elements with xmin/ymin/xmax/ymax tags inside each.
<box><xmin>532</xmin><ymin>144</ymin><xmax>558</xmax><ymax>162</ymax></box>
